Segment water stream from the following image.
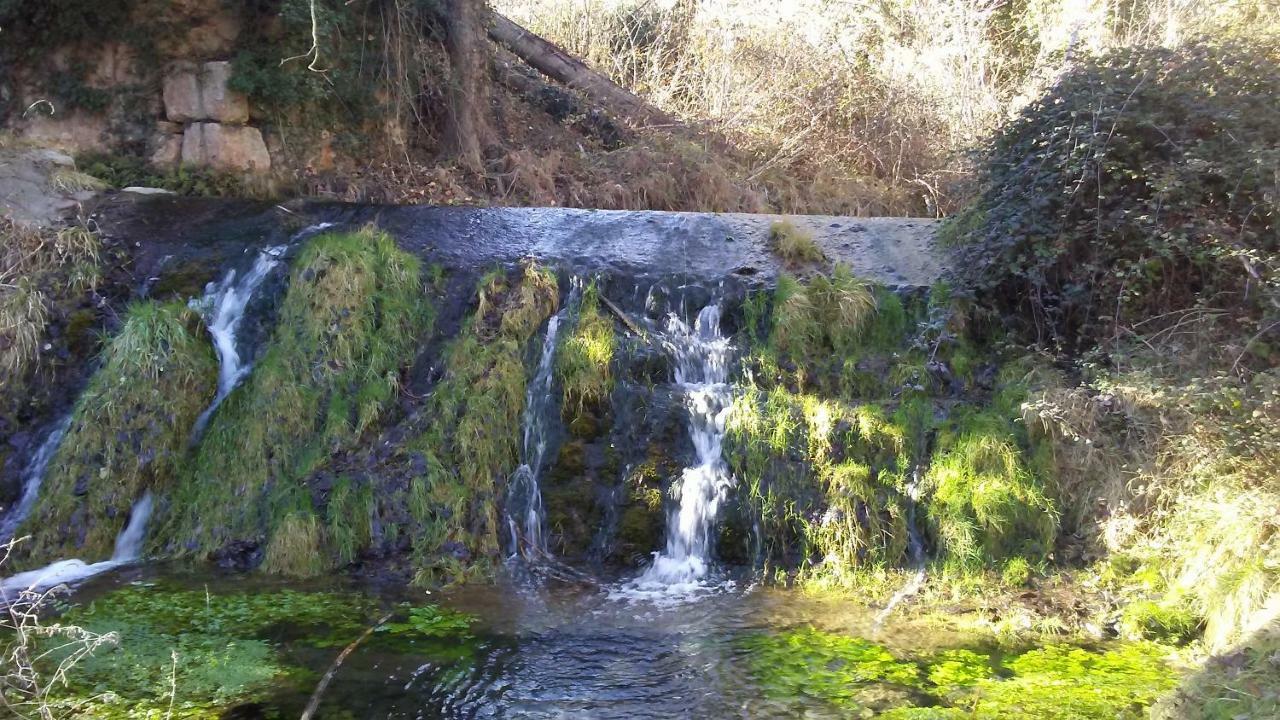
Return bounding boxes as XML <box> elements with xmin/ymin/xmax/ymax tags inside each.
<box><xmin>627</xmin><ymin>303</ymin><xmax>734</xmax><ymax>593</ymax></box>
<box><xmin>0</xmin><ymin>491</ymin><xmax>153</xmax><ymax>599</ymax></box>
<box><xmin>0</xmin><ymin>414</ymin><xmax>71</xmax><ymax>544</ymax></box>
<box><xmin>506</xmin><ymin>284</ymin><xmax>579</xmax><ymax>560</ymax></box>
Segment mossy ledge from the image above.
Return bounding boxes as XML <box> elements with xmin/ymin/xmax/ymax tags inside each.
<box><xmin>18</xmin><ymin>301</ymin><xmax>217</xmax><ymax>564</ymax></box>
<box><xmin>160</xmin><ymin>227</ymin><xmax>429</xmax><ymax>573</ymax></box>
<box><xmin>389</xmin><ymin>262</ymin><xmax>559</xmax><ymax>585</ymax></box>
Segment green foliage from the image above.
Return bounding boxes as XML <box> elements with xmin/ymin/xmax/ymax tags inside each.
<box><xmin>740</xmin><ymin>626</ymin><xmax>1176</xmax><ymax>719</ymax></box>
<box><xmin>401</xmin><ymin>262</ymin><xmax>559</xmax><ymax>584</ymax></box>
<box><xmin>964</xmin><ymin>643</ymin><xmax>1179</xmax><ymax>719</ymax></box>
<box><xmin>381</xmin><ymin>604</ymin><xmax>476</xmax><ymax>639</ymax></box>
<box><xmin>947</xmin><ymin>39</ymin><xmax>1280</xmax><ymax>350</ymax></box>
<box><xmin>166</xmin><ymin>228</ymin><xmax>429</xmax><ymax>568</ymax></box>
<box><xmin>923</xmin><ymin>409</ymin><xmax>1058</xmax><ymax>569</ymax></box>
<box><xmin>1119</xmin><ymin>599</ymin><xmax>1201</xmax><ymax>643</ymax></box>
<box><xmin>41</xmin><ymin>583</ymin><xmax>380</xmax><ymax>716</ymax></box>
<box><xmin>1154</xmin><ymin>618</ymin><xmax>1280</xmax><ymax>720</ymax></box>
<box><xmin>557</xmin><ymin>282</ymin><xmax>616</xmax><ymax>414</ymax></box>
<box><xmin>20</xmin><ymin>301</ymin><xmax>216</xmax><ymax>563</ymax></box>
<box><xmin>76</xmin><ymin>153</ymin><xmax>254</xmax><ymax>198</ymax></box>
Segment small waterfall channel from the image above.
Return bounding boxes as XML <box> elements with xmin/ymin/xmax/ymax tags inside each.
<box><xmin>507</xmin><ymin>283</ymin><xmax>580</xmax><ymax>561</ymax></box>
<box><xmin>0</xmin><ymin>492</ymin><xmax>153</xmax><ymax>599</ymax></box>
<box><xmin>0</xmin><ymin>415</ymin><xmax>71</xmax><ymax>544</ymax></box>
<box><xmin>626</xmin><ymin>303</ymin><xmax>735</xmax><ymax>593</ymax></box>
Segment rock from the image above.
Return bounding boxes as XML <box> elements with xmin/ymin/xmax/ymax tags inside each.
<box><xmin>181</xmin><ymin>123</ymin><xmax>271</xmax><ymax>172</ymax></box>
<box><xmin>199</xmin><ymin>61</ymin><xmax>248</xmax><ymax>123</ymax></box>
<box><xmin>163</xmin><ymin>61</ymin><xmax>249</xmax><ymax>124</ymax></box>
<box><xmin>150</xmin><ymin>131</ymin><xmax>183</xmax><ymax>168</ymax></box>
<box><xmin>163</xmin><ymin>66</ymin><xmax>201</xmax><ymax>123</ymax></box>
<box><xmin>122</xmin><ymin>187</ymin><xmax>177</xmax><ymax>195</ymax></box>
<box><xmin>0</xmin><ymin>147</ymin><xmax>87</xmax><ymax>226</ymax></box>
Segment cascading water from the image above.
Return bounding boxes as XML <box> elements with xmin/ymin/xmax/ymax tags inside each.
<box><xmin>189</xmin><ymin>222</ymin><xmax>333</xmax><ymax>442</ymax></box>
<box><xmin>0</xmin><ymin>491</ymin><xmax>153</xmax><ymax>599</ymax></box>
<box><xmin>506</xmin><ymin>284</ymin><xmax>580</xmax><ymax>560</ymax></box>
<box><xmin>188</xmin><ymin>244</ymin><xmax>288</xmax><ymax>441</ymax></box>
<box><xmin>874</xmin><ymin>470</ymin><xmax>927</xmax><ymax>627</ymax></box>
<box><xmin>631</xmin><ymin>303</ymin><xmax>734</xmax><ymax>590</ymax></box>
<box><xmin>0</xmin><ymin>414</ymin><xmax>71</xmax><ymax>544</ymax></box>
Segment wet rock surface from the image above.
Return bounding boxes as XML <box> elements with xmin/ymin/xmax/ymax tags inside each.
<box><xmin>95</xmin><ymin>194</ymin><xmax>948</xmax><ymax>295</ymax></box>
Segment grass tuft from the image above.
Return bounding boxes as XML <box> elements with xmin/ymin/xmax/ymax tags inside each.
<box><xmin>768</xmin><ymin>221</ymin><xmax>826</xmax><ymax>266</ymax></box>
<box><xmin>557</xmin><ymin>281</ymin><xmax>616</xmax><ymax>414</ymax></box>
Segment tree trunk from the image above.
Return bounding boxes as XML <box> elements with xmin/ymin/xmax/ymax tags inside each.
<box><xmin>488</xmin><ymin>13</ymin><xmax>673</xmax><ymax>128</ymax></box>
<box><xmin>443</xmin><ymin>0</ymin><xmax>493</xmax><ymax>174</ymax></box>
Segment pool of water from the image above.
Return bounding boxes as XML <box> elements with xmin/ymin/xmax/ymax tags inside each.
<box><xmin>41</xmin><ymin>566</ymin><xmax>1178</xmax><ymax>719</ymax></box>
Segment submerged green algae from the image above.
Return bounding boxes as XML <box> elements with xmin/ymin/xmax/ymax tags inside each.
<box><xmin>741</xmin><ymin>626</ymin><xmax>1179</xmax><ymax>718</ymax></box>
<box><xmin>36</xmin><ymin>582</ymin><xmax>477</xmax><ymax>719</ymax></box>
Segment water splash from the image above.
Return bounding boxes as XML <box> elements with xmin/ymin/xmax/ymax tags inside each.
<box><xmin>625</xmin><ymin>304</ymin><xmax>734</xmax><ymax>595</ymax></box>
<box><xmin>506</xmin><ymin>283</ymin><xmax>580</xmax><ymax>560</ymax></box>
<box><xmin>0</xmin><ymin>415</ymin><xmax>71</xmax><ymax>544</ymax></box>
<box><xmin>0</xmin><ymin>491</ymin><xmax>153</xmax><ymax>599</ymax></box>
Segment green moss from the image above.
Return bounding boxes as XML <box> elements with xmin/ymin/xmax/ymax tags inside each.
<box><xmin>402</xmin><ymin>262</ymin><xmax>559</xmax><ymax>584</ymax></box>
<box><xmin>261</xmin><ymin>511</ymin><xmax>327</xmax><ymax>578</ymax></box>
<box><xmin>557</xmin><ymin>282</ymin><xmax>616</xmax><ymax>415</ymax></box>
<box><xmin>165</xmin><ymin>228</ymin><xmax>428</xmax><ymax>569</ymax></box>
<box><xmin>20</xmin><ymin>301</ymin><xmax>217</xmax><ymax>563</ymax></box>
<box><xmin>923</xmin><ymin>410</ymin><xmax>1058</xmax><ymax>570</ymax></box>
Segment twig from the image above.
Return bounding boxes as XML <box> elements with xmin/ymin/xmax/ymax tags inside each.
<box><xmin>299</xmin><ymin>612</ymin><xmax>393</xmax><ymax>720</ymax></box>
<box><xmin>598</xmin><ymin>293</ymin><xmax>645</xmax><ymax>338</ymax></box>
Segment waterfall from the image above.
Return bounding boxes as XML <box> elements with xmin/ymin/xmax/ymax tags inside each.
<box><xmin>0</xmin><ymin>415</ymin><xmax>71</xmax><ymax>544</ymax></box>
<box><xmin>188</xmin><ymin>244</ymin><xmax>288</xmax><ymax>442</ymax></box>
<box><xmin>874</xmin><ymin>470</ymin><xmax>927</xmax><ymax>627</ymax></box>
<box><xmin>634</xmin><ymin>304</ymin><xmax>734</xmax><ymax>588</ymax></box>
<box><xmin>0</xmin><ymin>491</ymin><xmax>154</xmax><ymax>599</ymax></box>
<box><xmin>506</xmin><ymin>284</ymin><xmax>579</xmax><ymax>560</ymax></box>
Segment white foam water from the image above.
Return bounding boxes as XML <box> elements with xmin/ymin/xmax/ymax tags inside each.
<box><xmin>0</xmin><ymin>414</ymin><xmax>71</xmax><ymax>544</ymax></box>
<box><xmin>0</xmin><ymin>491</ymin><xmax>153</xmax><ymax>599</ymax></box>
<box><xmin>615</xmin><ymin>304</ymin><xmax>734</xmax><ymax>602</ymax></box>
<box><xmin>188</xmin><ymin>244</ymin><xmax>288</xmax><ymax>441</ymax></box>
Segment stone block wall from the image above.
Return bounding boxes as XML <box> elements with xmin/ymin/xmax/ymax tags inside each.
<box><xmin>153</xmin><ymin>61</ymin><xmax>269</xmax><ymax>172</ymax></box>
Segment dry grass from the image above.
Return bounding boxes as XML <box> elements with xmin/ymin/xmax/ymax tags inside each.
<box><xmin>498</xmin><ymin>0</ymin><xmax>1279</xmax><ymax>216</ymax></box>
<box><xmin>0</xmin><ymin>217</ymin><xmax>101</xmax><ymax>385</ymax></box>
<box><xmin>768</xmin><ymin>221</ymin><xmax>826</xmax><ymax>266</ymax></box>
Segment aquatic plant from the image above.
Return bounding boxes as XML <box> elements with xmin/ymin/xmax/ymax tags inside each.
<box><xmin>740</xmin><ymin>626</ymin><xmax>921</xmax><ymax>710</ymax></box>
<box><xmin>166</xmin><ymin>227</ymin><xmax>429</xmax><ymax>570</ymax></box>
<box><xmin>20</xmin><ymin>301</ymin><xmax>217</xmax><ymax>562</ymax></box>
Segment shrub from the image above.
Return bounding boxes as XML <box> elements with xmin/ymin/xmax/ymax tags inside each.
<box><xmin>946</xmin><ymin>40</ymin><xmax>1280</xmax><ymax>351</ymax></box>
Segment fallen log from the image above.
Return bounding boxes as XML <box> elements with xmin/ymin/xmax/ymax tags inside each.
<box><xmin>488</xmin><ymin>13</ymin><xmax>674</xmax><ymax>128</ymax></box>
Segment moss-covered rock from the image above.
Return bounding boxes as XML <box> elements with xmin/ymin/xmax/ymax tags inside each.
<box><xmin>20</xmin><ymin>301</ymin><xmax>217</xmax><ymax>562</ymax></box>
<box><xmin>164</xmin><ymin>227</ymin><xmax>429</xmax><ymax>572</ymax></box>
<box><xmin>398</xmin><ymin>262</ymin><xmax>558</xmax><ymax>584</ymax></box>
<box><xmin>557</xmin><ymin>281</ymin><xmax>616</xmax><ymax>417</ymax></box>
